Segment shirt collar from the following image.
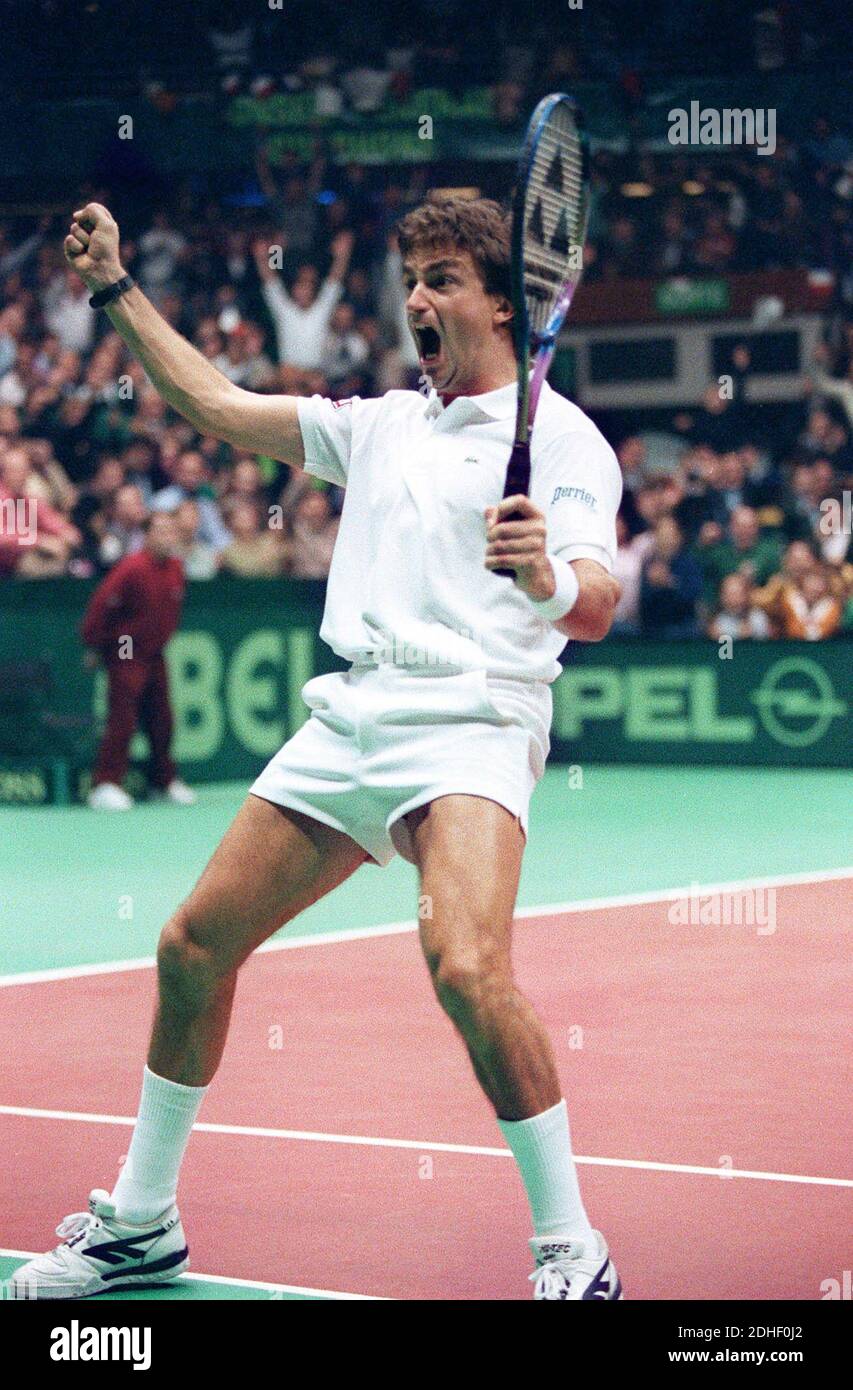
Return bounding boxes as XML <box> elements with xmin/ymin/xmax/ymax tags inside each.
<box><xmin>424</xmin><ymin>379</ymin><xmax>520</xmax><ymax>427</ymax></box>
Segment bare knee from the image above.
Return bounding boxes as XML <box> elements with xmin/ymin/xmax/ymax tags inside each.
<box><xmin>157</xmin><ymin>907</ymin><xmax>234</xmax><ymax>1017</ymax></box>
<box><xmin>429</xmin><ymin>943</ymin><xmax>510</xmax><ymax>1029</ymax></box>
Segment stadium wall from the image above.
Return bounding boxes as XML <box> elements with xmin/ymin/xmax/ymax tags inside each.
<box><xmin>0</xmin><ymin>580</ymin><xmax>849</xmax><ymax>803</ymax></box>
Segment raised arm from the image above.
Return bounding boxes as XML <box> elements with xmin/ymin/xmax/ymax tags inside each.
<box><xmin>327</xmin><ymin>229</ymin><xmax>355</xmax><ymax>286</ymax></box>
<box><xmin>64</xmin><ymin>204</ymin><xmax>305</xmax><ymax>467</ymax></box>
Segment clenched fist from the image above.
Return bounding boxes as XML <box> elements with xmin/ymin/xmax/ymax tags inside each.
<box><xmin>64</xmin><ymin>202</ymin><xmax>126</xmax><ymax>292</ymax></box>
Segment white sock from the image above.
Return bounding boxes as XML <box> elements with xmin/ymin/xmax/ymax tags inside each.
<box><xmin>498</xmin><ymin>1098</ymin><xmax>595</xmax><ymax>1243</ymax></box>
<box><xmin>111</xmin><ymin>1065</ymin><xmax>208</xmax><ymax>1224</ymax></box>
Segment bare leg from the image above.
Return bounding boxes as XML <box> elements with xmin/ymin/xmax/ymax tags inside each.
<box><xmin>406</xmin><ymin>794</ymin><xmax>560</xmax><ymax>1120</ymax></box>
<box><xmin>150</xmin><ymin>794</ymin><xmax>368</xmax><ymax>1086</ymax></box>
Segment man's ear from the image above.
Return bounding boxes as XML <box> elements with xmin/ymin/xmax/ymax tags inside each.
<box><xmin>492</xmin><ymin>294</ymin><xmax>514</xmax><ymax>329</ymax></box>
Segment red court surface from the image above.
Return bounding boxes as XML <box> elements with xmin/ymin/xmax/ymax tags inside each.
<box><xmin>2</xmin><ymin>879</ymin><xmax>850</xmax><ymax>1300</ymax></box>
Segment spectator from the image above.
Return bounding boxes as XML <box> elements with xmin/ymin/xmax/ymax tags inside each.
<box><xmin>221</xmin><ymin>456</ymin><xmax>268</xmax><ymax>513</ymax></box>
<box><xmin>151</xmin><ymin>451</ymin><xmax>232</xmax><ymax>551</ymax></box>
<box><xmin>619</xmin><ymin>435</ymin><xmax>671</xmax><ymax>534</ymax></box>
<box><xmin>0</xmin><ymin>304</ymin><xmax>25</xmax><ymax>401</ymax></box>
<box><xmin>0</xmin><ymin>84</ymin><xmax>849</xmax><ymax>606</ymax></box>
<box><xmin>0</xmin><ymin>444</ymin><xmax>80</xmax><ymax>577</ymax></box>
<box><xmin>654</xmin><ymin>206</ymin><xmax>692</xmax><ymax>274</ymax></box>
<box><xmin>120</xmin><ymin>440</ymin><xmax>161</xmax><ymax>505</ymax></box>
<box><xmin>99</xmin><ymin>483</ymin><xmax>147</xmax><ymax>570</ymax></box>
<box><xmin>172</xmin><ymin>498</ymin><xmax>218</xmax><ymax>579</ymax></box>
<box><xmin>137</xmin><ymin>212</ymin><xmax>187</xmax><ymax>302</ymax></box>
<box><xmin>218</xmin><ymin>501</ymin><xmax>285</xmax><ymax>577</ymax></box>
<box><xmin>696</xmin><ymin>505</ymin><xmax>783</xmax><ymax>608</ymax></box>
<box><xmin>611</xmin><ymin>513</ymin><xmax>653</xmax><ymax>634</ymax></box>
<box><xmin>253</xmin><ymin>230</ymin><xmax>354</xmax><ymax>370</ymax></box>
<box><xmin>213</xmin><ymin>323</ymin><xmax>276</xmax><ymax>388</ymax></box>
<box><xmin>255</xmin><ymin>147</ymin><xmax>325</xmax><ymax>256</ymax></box>
<box><xmin>639</xmin><ymin>516</ymin><xmax>703</xmax><ymax>638</ymax></box>
<box><xmin>707</xmin><ymin>572</ymin><xmax>770</xmax><ymax>640</ymax></box>
<box><xmin>602</xmin><ymin>216</ymin><xmax>645</xmax><ymax>279</ymax></box>
<box><xmin>754</xmin><ymin>537</ymin><xmax>849</xmax><ymax>638</ymax></box>
<box><xmin>692</xmin><ymin>210</ymin><xmax>737</xmax><ymax>271</ymax></box>
<box><xmin>795</xmin><ymin>407</ymin><xmax>851</xmax><ymax>472</ymax></box>
<box><xmin>41</xmin><ymin>268</ymin><xmax>95</xmax><ymax>354</ymax></box>
<box><xmin>634</xmin><ymin>475</ymin><xmax>682</xmax><ymax>532</ymax></box>
<box><xmin>71</xmin><ymin>455</ymin><xmax>126</xmax><ymax>573</ymax></box>
<box><xmin>674</xmin><ymin>447</ymin><xmax>729</xmax><ymax>539</ymax></box>
<box><xmin>783</xmin><ymin>459</ymin><xmax>832</xmax><ymax>547</ymax></box>
<box><xmin>9</xmin><ymin>437</ymin><xmax>75</xmax><ymax>513</ymax></box>
<box><xmin>288</xmin><ymin>488</ymin><xmax>339</xmax><ymax>579</ymax></box>
<box><xmin>772</xmin><ymin>563</ymin><xmax>843</xmax><ymax>640</ymax></box>
<box><xmin>322</xmin><ymin>302</ymin><xmax>370</xmax><ymax>388</ymax></box>
<box><xmin>682</xmin><ymin>345</ymin><xmax>751</xmax><ymax>448</ymax></box>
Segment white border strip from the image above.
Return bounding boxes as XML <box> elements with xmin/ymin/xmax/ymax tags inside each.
<box><xmin>1</xmin><ymin>867</ymin><xmax>850</xmax><ymax>989</ymax></box>
<box><xmin>1</xmin><ymin>1105</ymin><xmax>849</xmax><ymax>1189</ymax></box>
<box><xmin>0</xmin><ymin>1250</ymin><xmax>386</xmax><ymax>1300</ymax></box>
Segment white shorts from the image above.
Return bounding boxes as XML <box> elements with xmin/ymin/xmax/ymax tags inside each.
<box><xmin>250</xmin><ymin>664</ymin><xmax>552</xmax><ymax>867</ymax></box>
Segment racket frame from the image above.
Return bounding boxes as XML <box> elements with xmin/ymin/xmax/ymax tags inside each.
<box><xmin>503</xmin><ymin>92</ymin><xmax>589</xmax><ymax>499</ymax></box>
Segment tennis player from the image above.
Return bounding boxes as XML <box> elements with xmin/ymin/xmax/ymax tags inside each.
<box><xmin>15</xmin><ymin>196</ymin><xmax>623</xmax><ymax>1301</ymax></box>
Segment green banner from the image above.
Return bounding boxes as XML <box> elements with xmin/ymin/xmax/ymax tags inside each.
<box><xmin>0</xmin><ymin>582</ymin><xmax>849</xmax><ymax>805</ymax></box>
<box><xmin>0</xmin><ymin>578</ymin><xmax>344</xmax><ymax>798</ymax></box>
<box><xmin>552</xmin><ymin>639</ymin><xmax>851</xmax><ymax>767</ymax></box>
<box><xmin>656</xmin><ymin>278</ymin><xmax>730</xmax><ymax>316</ymax></box>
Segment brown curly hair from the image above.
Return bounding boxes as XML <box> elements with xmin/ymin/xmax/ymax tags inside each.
<box><xmin>396</xmin><ymin>195</ymin><xmax>512</xmax><ymax>302</ymax></box>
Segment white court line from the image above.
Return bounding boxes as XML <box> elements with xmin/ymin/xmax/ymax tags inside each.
<box><xmin>1</xmin><ymin>1104</ymin><xmax>850</xmax><ymax>1189</ymax></box>
<box><xmin>1</xmin><ymin>866</ymin><xmax>850</xmax><ymax>989</ymax></box>
<box><xmin>0</xmin><ymin>1250</ymin><xmax>386</xmax><ymax>1300</ymax></box>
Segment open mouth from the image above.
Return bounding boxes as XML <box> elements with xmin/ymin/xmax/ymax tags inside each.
<box><xmin>413</xmin><ymin>324</ymin><xmax>443</xmax><ymax>366</ymax></box>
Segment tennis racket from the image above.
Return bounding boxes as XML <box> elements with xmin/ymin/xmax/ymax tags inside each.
<box><xmin>493</xmin><ymin>93</ymin><xmax>590</xmax><ymax>578</ymax></box>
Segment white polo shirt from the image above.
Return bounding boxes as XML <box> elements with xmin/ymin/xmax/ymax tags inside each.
<box><xmin>296</xmin><ymin>380</ymin><xmax>622</xmax><ymax>682</ymax></box>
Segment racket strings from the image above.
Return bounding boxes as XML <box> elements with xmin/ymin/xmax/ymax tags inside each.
<box><xmin>522</xmin><ymin>106</ymin><xmax>587</xmax><ymax>340</ymax></box>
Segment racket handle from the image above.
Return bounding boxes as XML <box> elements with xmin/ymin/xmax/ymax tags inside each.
<box><xmin>492</xmin><ymin>508</ymin><xmax>524</xmax><ymax>578</ymax></box>
<box><xmin>493</xmin><ymin>441</ymin><xmax>532</xmax><ymax>578</ymax></box>
<box><xmin>503</xmin><ymin>440</ymin><xmax>532</xmax><ymax>498</ymax></box>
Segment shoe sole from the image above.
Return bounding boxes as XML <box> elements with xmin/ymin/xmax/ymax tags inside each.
<box><xmin>12</xmin><ymin>1255</ymin><xmax>190</xmax><ymax>1300</ymax></box>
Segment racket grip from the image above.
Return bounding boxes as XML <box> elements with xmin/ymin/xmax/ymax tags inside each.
<box><xmin>492</xmin><ymin>508</ymin><xmax>524</xmax><ymax>578</ymax></box>
<box><xmin>503</xmin><ymin>441</ymin><xmax>532</xmax><ymax>499</ymax></box>
<box><xmin>493</xmin><ymin>441</ymin><xmax>532</xmax><ymax>577</ymax></box>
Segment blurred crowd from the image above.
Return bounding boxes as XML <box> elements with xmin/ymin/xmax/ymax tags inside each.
<box><xmin>0</xmin><ymin>108</ymin><xmax>851</xmax><ymax>636</ymax></box>
<box><xmin>612</xmin><ymin>339</ymin><xmax>853</xmax><ymax>639</ymax></box>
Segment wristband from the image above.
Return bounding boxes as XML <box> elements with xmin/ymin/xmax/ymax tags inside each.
<box><xmin>89</xmin><ymin>274</ymin><xmax>135</xmax><ymax>310</ymax></box>
<box><xmin>528</xmin><ymin>554</ymin><xmax>580</xmax><ymax>621</ymax></box>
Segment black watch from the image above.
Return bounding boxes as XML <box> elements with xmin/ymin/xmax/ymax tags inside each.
<box><xmin>89</xmin><ymin>274</ymin><xmax>135</xmax><ymax>310</ymax></box>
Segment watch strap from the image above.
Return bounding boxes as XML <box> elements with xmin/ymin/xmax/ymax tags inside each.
<box><xmin>89</xmin><ymin>274</ymin><xmax>135</xmax><ymax>310</ymax></box>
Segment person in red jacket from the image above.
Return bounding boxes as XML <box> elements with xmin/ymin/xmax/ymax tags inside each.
<box><xmin>81</xmin><ymin>509</ymin><xmax>195</xmax><ymax>810</ymax></box>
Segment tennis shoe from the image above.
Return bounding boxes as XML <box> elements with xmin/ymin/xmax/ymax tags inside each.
<box><xmin>151</xmin><ymin>779</ymin><xmax>196</xmax><ymax>806</ymax></box>
<box><xmin>87</xmin><ymin>782</ymin><xmax>133</xmax><ymax>811</ymax></box>
<box><xmin>8</xmin><ymin>1189</ymin><xmax>189</xmax><ymax>1299</ymax></box>
<box><xmin>529</xmin><ymin>1231</ymin><xmax>622</xmax><ymax>1300</ymax></box>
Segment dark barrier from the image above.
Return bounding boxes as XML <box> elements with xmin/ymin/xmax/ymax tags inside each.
<box><xmin>553</xmin><ymin>638</ymin><xmax>851</xmax><ymax>768</ymax></box>
<box><xmin>0</xmin><ymin>580</ymin><xmax>849</xmax><ymax>802</ymax></box>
